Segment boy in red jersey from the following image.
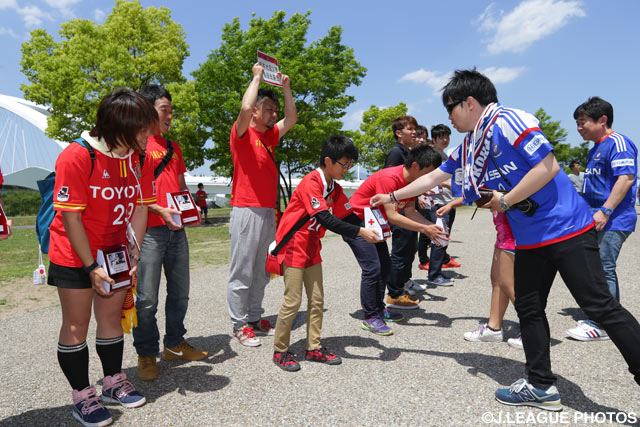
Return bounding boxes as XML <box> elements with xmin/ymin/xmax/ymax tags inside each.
<box><xmin>272</xmin><ymin>135</ymin><xmax>379</xmax><ymax>371</ymax></box>
<box><xmin>195</xmin><ymin>183</ymin><xmax>209</xmax><ymax>224</ymax></box>
<box><xmin>48</xmin><ymin>91</ymin><xmax>156</xmax><ymax>426</ymax></box>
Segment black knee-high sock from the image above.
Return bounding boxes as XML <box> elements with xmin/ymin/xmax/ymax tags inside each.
<box><xmin>57</xmin><ymin>342</ymin><xmax>90</xmax><ymax>391</ymax></box>
<box><xmin>95</xmin><ymin>336</ymin><xmax>124</xmax><ymax>378</ymax></box>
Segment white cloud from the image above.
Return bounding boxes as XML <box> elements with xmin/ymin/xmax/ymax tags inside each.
<box><xmin>343</xmin><ymin>109</ymin><xmax>365</xmax><ymax>131</ymax></box>
<box><xmin>0</xmin><ymin>0</ymin><xmax>17</xmax><ymax>9</ymax></box>
<box><xmin>44</xmin><ymin>0</ymin><xmax>82</xmax><ymax>18</ymax></box>
<box><xmin>0</xmin><ymin>26</ymin><xmax>18</xmax><ymax>38</ymax></box>
<box><xmin>479</xmin><ymin>66</ymin><xmax>527</xmax><ymax>83</ymax></box>
<box><xmin>94</xmin><ymin>8</ymin><xmax>105</xmax><ymax>22</ymax></box>
<box><xmin>477</xmin><ymin>0</ymin><xmax>586</xmax><ymax>54</ymax></box>
<box><xmin>398</xmin><ymin>69</ymin><xmax>452</xmax><ymax>95</ymax></box>
<box><xmin>17</xmin><ymin>5</ymin><xmax>52</xmax><ymax>27</ymax></box>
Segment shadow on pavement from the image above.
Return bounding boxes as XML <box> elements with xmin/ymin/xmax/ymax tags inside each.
<box><xmin>0</xmin><ymin>406</ymin><xmax>123</xmax><ymax>426</ymax></box>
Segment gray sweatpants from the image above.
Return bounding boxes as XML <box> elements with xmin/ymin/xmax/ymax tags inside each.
<box><xmin>226</xmin><ymin>206</ymin><xmax>276</xmax><ymax>331</ymax></box>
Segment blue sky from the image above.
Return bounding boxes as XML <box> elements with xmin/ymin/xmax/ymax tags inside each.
<box><xmin>1</xmin><ymin>0</ymin><xmax>640</xmax><ymax>171</ymax></box>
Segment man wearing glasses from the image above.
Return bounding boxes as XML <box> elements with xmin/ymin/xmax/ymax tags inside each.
<box><xmin>371</xmin><ymin>69</ymin><xmax>640</xmax><ymax>411</ymax></box>
<box><xmin>383</xmin><ymin>116</ymin><xmax>422</xmax><ymax>309</ymax></box>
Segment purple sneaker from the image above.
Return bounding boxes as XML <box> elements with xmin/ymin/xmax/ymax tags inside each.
<box><xmin>382</xmin><ymin>308</ymin><xmax>404</xmax><ymax>323</ymax></box>
<box><xmin>72</xmin><ymin>386</ymin><xmax>112</xmax><ymax>427</ymax></box>
<box><xmin>101</xmin><ymin>372</ymin><xmax>146</xmax><ymax>408</ymax></box>
<box><xmin>362</xmin><ymin>314</ymin><xmax>393</xmax><ymax>336</ymax></box>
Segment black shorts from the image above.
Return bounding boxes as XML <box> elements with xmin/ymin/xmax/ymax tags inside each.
<box><xmin>47</xmin><ymin>262</ymin><xmax>92</xmax><ymax>289</ymax></box>
<box><xmin>200</xmin><ymin>205</ymin><xmax>208</xmax><ymax>214</ymax></box>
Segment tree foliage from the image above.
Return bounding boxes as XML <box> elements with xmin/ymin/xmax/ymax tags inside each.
<box><xmin>192</xmin><ymin>11</ymin><xmax>366</xmax><ymax>199</ymax></box>
<box><xmin>19</xmin><ymin>0</ymin><xmax>205</xmax><ymax>167</ymax></box>
<box><xmin>534</xmin><ymin>108</ymin><xmax>587</xmax><ymax>169</ymax></box>
<box><xmin>350</xmin><ymin>103</ymin><xmax>408</xmax><ymax>173</ymax></box>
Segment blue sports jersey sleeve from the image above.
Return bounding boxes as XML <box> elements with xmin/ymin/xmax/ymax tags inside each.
<box><xmin>608</xmin><ymin>134</ymin><xmax>637</xmax><ymax>177</ymax></box>
<box><xmin>492</xmin><ymin>126</ymin><xmax>553</xmax><ymax>169</ymax></box>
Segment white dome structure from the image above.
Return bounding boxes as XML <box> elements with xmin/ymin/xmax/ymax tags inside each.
<box><xmin>0</xmin><ymin>94</ymin><xmax>67</xmax><ymax>190</ymax></box>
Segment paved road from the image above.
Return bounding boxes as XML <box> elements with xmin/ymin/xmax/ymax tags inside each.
<box><xmin>1</xmin><ymin>207</ymin><xmax>639</xmax><ymax>426</ymax></box>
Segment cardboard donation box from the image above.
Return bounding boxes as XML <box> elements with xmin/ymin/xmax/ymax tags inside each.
<box><xmin>0</xmin><ymin>203</ymin><xmax>9</xmax><ymax>236</ymax></box>
<box><xmin>167</xmin><ymin>190</ymin><xmax>201</xmax><ymax>226</ymax></box>
<box><xmin>364</xmin><ymin>207</ymin><xmax>391</xmax><ymax>240</ymax></box>
<box><xmin>96</xmin><ymin>245</ymin><xmax>131</xmax><ymax>293</ymax></box>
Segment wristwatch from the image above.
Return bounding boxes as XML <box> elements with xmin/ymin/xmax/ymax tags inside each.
<box><xmin>500</xmin><ymin>194</ymin><xmax>510</xmax><ymax>211</ymax></box>
<box><xmin>599</xmin><ymin>207</ymin><xmax>613</xmax><ymax>216</ymax></box>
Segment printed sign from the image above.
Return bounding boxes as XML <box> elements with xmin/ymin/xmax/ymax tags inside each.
<box><xmin>96</xmin><ymin>245</ymin><xmax>131</xmax><ymax>293</ymax></box>
<box><xmin>167</xmin><ymin>190</ymin><xmax>201</xmax><ymax>226</ymax></box>
<box><xmin>257</xmin><ymin>50</ymin><xmax>282</xmax><ymax>87</ymax></box>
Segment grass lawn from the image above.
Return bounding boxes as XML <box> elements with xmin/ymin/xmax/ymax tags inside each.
<box><xmin>0</xmin><ymin>214</ymin><xmax>231</xmax><ymax>283</ymax></box>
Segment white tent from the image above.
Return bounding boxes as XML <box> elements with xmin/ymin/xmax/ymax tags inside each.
<box><xmin>0</xmin><ymin>94</ymin><xmax>67</xmax><ymax>190</ymax></box>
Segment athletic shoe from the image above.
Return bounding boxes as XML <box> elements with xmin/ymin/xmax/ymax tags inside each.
<box><xmin>305</xmin><ymin>347</ymin><xmax>342</xmax><ymax>365</ymax></box>
<box><xmin>404</xmin><ymin>279</ymin><xmax>426</xmax><ymax>294</ymax></box>
<box><xmin>426</xmin><ymin>275</ymin><xmax>453</xmax><ymax>287</ymax></box>
<box><xmin>273</xmin><ymin>351</ymin><xmax>301</xmax><ymax>371</ymax></box>
<box><xmin>362</xmin><ymin>315</ymin><xmax>393</xmax><ymax>336</ymax></box>
<box><xmin>137</xmin><ymin>355</ymin><xmax>158</xmax><ymax>381</ymax></box>
<box><xmin>495</xmin><ymin>378</ymin><xmax>562</xmax><ymax>411</ymax></box>
<box><xmin>507</xmin><ymin>331</ymin><xmax>523</xmax><ymax>349</ymax></box>
<box><xmin>418</xmin><ymin>262</ymin><xmax>429</xmax><ymax>271</ymax></box>
<box><xmin>102</xmin><ymin>372</ymin><xmax>146</xmax><ymax>409</ymax></box>
<box><xmin>442</xmin><ymin>258</ymin><xmax>462</xmax><ymax>268</ymax></box>
<box><xmin>72</xmin><ymin>386</ymin><xmax>112</xmax><ymax>427</ymax></box>
<box><xmin>162</xmin><ymin>341</ymin><xmax>208</xmax><ymax>361</ymax></box>
<box><xmin>386</xmin><ymin>293</ymin><xmax>419</xmax><ymax>310</ymax></box>
<box><xmin>248</xmin><ymin>319</ymin><xmax>275</xmax><ymax>336</ymax></box>
<box><xmin>464</xmin><ymin>322</ymin><xmax>503</xmax><ymax>342</ymax></box>
<box><xmin>382</xmin><ymin>307</ymin><xmax>404</xmax><ymax>323</ymax></box>
<box><xmin>233</xmin><ymin>326</ymin><xmax>261</xmax><ymax>347</ymax></box>
<box><xmin>566</xmin><ymin>320</ymin><xmax>610</xmax><ymax>341</ymax></box>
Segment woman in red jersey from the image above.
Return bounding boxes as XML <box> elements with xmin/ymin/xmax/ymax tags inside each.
<box><xmin>48</xmin><ymin>91</ymin><xmax>157</xmax><ymax>427</ymax></box>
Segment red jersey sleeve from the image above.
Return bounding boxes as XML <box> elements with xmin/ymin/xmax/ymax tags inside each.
<box><xmin>301</xmin><ymin>175</ymin><xmax>329</xmax><ymax>217</ymax></box>
<box><xmin>330</xmin><ymin>185</ymin><xmax>352</xmax><ymax>219</ymax></box>
<box><xmin>136</xmin><ymin>153</ymin><xmax>156</xmax><ymax>205</ymax></box>
<box><xmin>0</xmin><ymin>168</ymin><xmax>3</xmax><ymax>186</ymax></box>
<box><xmin>53</xmin><ymin>145</ymin><xmax>92</xmax><ymax>212</ymax></box>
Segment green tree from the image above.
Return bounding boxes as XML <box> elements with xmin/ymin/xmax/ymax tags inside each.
<box><xmin>350</xmin><ymin>103</ymin><xmax>408</xmax><ymax>173</ymax></box>
<box><xmin>192</xmin><ymin>11</ymin><xmax>366</xmax><ymax>200</ymax></box>
<box><xmin>534</xmin><ymin>107</ymin><xmax>587</xmax><ymax>169</ymax></box>
<box><xmin>19</xmin><ymin>0</ymin><xmax>205</xmax><ymax>167</ymax></box>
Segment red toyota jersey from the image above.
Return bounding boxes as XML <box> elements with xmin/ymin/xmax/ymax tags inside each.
<box><xmin>145</xmin><ymin>135</ymin><xmax>188</xmax><ymax>228</ymax></box>
<box><xmin>276</xmin><ymin>169</ymin><xmax>352</xmax><ymax>268</ymax></box>
<box><xmin>230</xmin><ymin>121</ymin><xmax>280</xmax><ymax>208</ymax></box>
<box><xmin>49</xmin><ymin>142</ymin><xmax>155</xmax><ymax>267</ymax></box>
<box><xmin>348</xmin><ymin>165</ymin><xmax>413</xmax><ymax>220</ymax></box>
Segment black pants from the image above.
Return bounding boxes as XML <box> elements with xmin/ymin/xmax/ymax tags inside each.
<box><xmin>418</xmin><ymin>207</ymin><xmax>456</xmax><ymax>265</ymax></box>
<box><xmin>515</xmin><ymin>228</ymin><xmax>640</xmax><ymax>389</ymax></box>
<box><xmin>342</xmin><ymin>233</ymin><xmax>390</xmax><ymax>318</ymax></box>
<box><xmin>388</xmin><ymin>224</ymin><xmax>417</xmax><ymax>298</ymax></box>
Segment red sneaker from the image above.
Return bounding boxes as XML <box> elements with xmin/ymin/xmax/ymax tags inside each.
<box><xmin>248</xmin><ymin>319</ymin><xmax>275</xmax><ymax>336</ymax></box>
<box><xmin>419</xmin><ymin>262</ymin><xmax>429</xmax><ymax>271</ymax></box>
<box><xmin>273</xmin><ymin>351</ymin><xmax>300</xmax><ymax>371</ymax></box>
<box><xmin>304</xmin><ymin>347</ymin><xmax>342</xmax><ymax>365</ymax></box>
<box><xmin>442</xmin><ymin>258</ymin><xmax>462</xmax><ymax>268</ymax></box>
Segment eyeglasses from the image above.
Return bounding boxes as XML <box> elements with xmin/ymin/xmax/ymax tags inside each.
<box><xmin>445</xmin><ymin>100</ymin><xmax>463</xmax><ymax>114</ymax></box>
<box><xmin>335</xmin><ymin>160</ymin><xmax>352</xmax><ymax>170</ymax></box>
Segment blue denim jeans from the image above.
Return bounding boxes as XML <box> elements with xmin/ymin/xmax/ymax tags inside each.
<box><xmin>133</xmin><ymin>226</ymin><xmax>190</xmax><ymax>356</ymax></box>
<box><xmin>596</xmin><ymin>229</ymin><xmax>631</xmax><ymax>302</ymax></box>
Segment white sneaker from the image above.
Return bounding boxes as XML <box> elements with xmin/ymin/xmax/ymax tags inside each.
<box><xmin>507</xmin><ymin>331</ymin><xmax>523</xmax><ymax>349</ymax></box>
<box><xmin>566</xmin><ymin>320</ymin><xmax>609</xmax><ymax>341</ymax></box>
<box><xmin>233</xmin><ymin>326</ymin><xmax>261</xmax><ymax>347</ymax></box>
<box><xmin>464</xmin><ymin>322</ymin><xmax>503</xmax><ymax>342</ymax></box>
<box><xmin>404</xmin><ymin>279</ymin><xmax>426</xmax><ymax>295</ymax></box>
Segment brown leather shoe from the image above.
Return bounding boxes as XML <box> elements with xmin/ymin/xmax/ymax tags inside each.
<box><xmin>162</xmin><ymin>341</ymin><xmax>208</xmax><ymax>361</ymax></box>
<box><xmin>137</xmin><ymin>355</ymin><xmax>158</xmax><ymax>381</ymax></box>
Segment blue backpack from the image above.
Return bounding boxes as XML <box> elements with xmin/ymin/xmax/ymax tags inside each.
<box><xmin>36</xmin><ymin>138</ymin><xmax>95</xmax><ymax>254</ymax></box>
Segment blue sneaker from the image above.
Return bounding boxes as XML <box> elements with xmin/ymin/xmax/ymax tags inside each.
<box><xmin>102</xmin><ymin>372</ymin><xmax>146</xmax><ymax>408</ymax></box>
<box><xmin>382</xmin><ymin>308</ymin><xmax>404</xmax><ymax>323</ymax></box>
<box><xmin>72</xmin><ymin>386</ymin><xmax>113</xmax><ymax>427</ymax></box>
<box><xmin>426</xmin><ymin>275</ymin><xmax>453</xmax><ymax>287</ymax></box>
<box><xmin>495</xmin><ymin>378</ymin><xmax>562</xmax><ymax>411</ymax></box>
<box><xmin>362</xmin><ymin>315</ymin><xmax>393</xmax><ymax>336</ymax></box>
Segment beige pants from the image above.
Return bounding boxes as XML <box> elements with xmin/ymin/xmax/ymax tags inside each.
<box><xmin>273</xmin><ymin>263</ymin><xmax>324</xmax><ymax>352</ymax></box>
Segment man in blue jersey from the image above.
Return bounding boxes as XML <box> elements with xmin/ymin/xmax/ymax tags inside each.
<box><xmin>371</xmin><ymin>69</ymin><xmax>640</xmax><ymax>411</ymax></box>
<box><xmin>566</xmin><ymin>97</ymin><xmax>637</xmax><ymax>341</ymax></box>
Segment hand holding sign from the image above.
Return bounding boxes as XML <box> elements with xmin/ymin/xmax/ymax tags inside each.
<box><xmin>257</xmin><ymin>50</ymin><xmax>282</xmax><ymax>87</ymax></box>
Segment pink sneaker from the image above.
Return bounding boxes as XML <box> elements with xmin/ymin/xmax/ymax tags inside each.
<box><xmin>248</xmin><ymin>319</ymin><xmax>275</xmax><ymax>336</ymax></box>
<box><xmin>72</xmin><ymin>386</ymin><xmax>112</xmax><ymax>426</ymax></box>
<box><xmin>102</xmin><ymin>372</ymin><xmax>146</xmax><ymax>408</ymax></box>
